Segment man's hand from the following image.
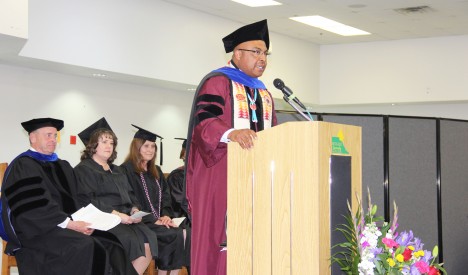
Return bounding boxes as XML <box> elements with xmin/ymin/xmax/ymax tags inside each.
<box><xmin>228</xmin><ymin>129</ymin><xmax>257</xmax><ymax>149</ymax></box>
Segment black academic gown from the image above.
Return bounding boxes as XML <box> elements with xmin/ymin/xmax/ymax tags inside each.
<box><xmin>121</xmin><ymin>162</ymin><xmax>190</xmax><ymax>270</ymax></box>
<box><xmin>166</xmin><ymin>166</ymin><xmax>190</xmax><ymax>220</ymax></box>
<box><xmin>1</xmin><ymin>153</ymin><xmax>135</xmax><ymax>275</ymax></box>
<box><xmin>74</xmin><ymin>158</ymin><xmax>158</xmax><ymax>261</ymax></box>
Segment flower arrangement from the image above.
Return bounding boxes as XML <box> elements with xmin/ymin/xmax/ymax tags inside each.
<box><xmin>331</xmin><ymin>191</ymin><xmax>446</xmax><ymax>275</ymax></box>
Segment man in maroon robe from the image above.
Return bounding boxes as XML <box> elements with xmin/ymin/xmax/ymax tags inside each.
<box><xmin>185</xmin><ymin>19</ymin><xmax>277</xmax><ymax>275</ymax></box>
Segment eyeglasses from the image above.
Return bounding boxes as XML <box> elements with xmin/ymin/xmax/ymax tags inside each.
<box><xmin>238</xmin><ymin>48</ymin><xmax>271</xmax><ymax>57</ymax></box>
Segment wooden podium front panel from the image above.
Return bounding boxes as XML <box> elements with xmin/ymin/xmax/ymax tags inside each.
<box><xmin>316</xmin><ymin>122</ymin><xmax>362</xmax><ymax>274</ymax></box>
<box><xmin>227</xmin><ymin>121</ymin><xmax>361</xmax><ymax>275</ymax></box>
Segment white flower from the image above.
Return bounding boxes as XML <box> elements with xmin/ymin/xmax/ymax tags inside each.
<box><xmin>358</xmin><ymin>259</ymin><xmax>375</xmax><ymax>275</ymax></box>
<box><xmin>358</xmin><ymin>222</ymin><xmax>381</xmax><ymax>275</ymax></box>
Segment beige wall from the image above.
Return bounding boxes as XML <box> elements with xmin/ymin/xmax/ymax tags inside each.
<box><xmin>320</xmin><ymin>35</ymin><xmax>468</xmax><ymax>105</ymax></box>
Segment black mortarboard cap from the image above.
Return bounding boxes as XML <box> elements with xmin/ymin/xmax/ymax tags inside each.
<box><xmin>78</xmin><ymin>117</ymin><xmax>113</xmax><ymax>145</ymax></box>
<box><xmin>222</xmin><ymin>19</ymin><xmax>269</xmax><ymax>53</ymax></box>
<box><xmin>21</xmin><ymin>117</ymin><xmax>64</xmax><ymax>133</ymax></box>
<box><xmin>174</xmin><ymin>137</ymin><xmax>187</xmax><ymax>149</ymax></box>
<box><xmin>132</xmin><ymin>124</ymin><xmax>163</xmax><ymax>165</ymax></box>
<box><xmin>132</xmin><ymin>124</ymin><xmax>163</xmax><ymax>142</ymax></box>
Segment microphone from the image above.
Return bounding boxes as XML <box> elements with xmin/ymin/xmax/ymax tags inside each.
<box><xmin>273</xmin><ymin>78</ymin><xmax>307</xmax><ymax>110</ymax></box>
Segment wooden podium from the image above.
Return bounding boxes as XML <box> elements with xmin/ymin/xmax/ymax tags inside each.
<box><xmin>227</xmin><ymin>121</ymin><xmax>362</xmax><ymax>275</ymax></box>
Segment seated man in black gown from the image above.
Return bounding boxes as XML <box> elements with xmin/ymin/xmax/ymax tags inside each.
<box><xmin>0</xmin><ymin>117</ymin><xmax>136</xmax><ymax>275</ymax></box>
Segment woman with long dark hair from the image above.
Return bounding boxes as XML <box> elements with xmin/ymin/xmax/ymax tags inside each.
<box><xmin>121</xmin><ymin>125</ymin><xmax>189</xmax><ymax>275</ymax></box>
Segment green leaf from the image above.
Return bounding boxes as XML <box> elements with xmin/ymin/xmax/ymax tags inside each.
<box><xmin>371</xmin><ymin>204</ymin><xmax>377</xmax><ymax>216</ymax></box>
<box><xmin>394</xmin><ymin>246</ymin><xmax>404</xmax><ymax>255</ymax></box>
<box><xmin>373</xmin><ymin>216</ymin><xmax>385</xmax><ymax>222</ymax></box>
<box><xmin>432</xmin><ymin>245</ymin><xmax>439</xmax><ymax>258</ymax></box>
<box><xmin>435</xmin><ymin>264</ymin><xmax>447</xmax><ymax>275</ymax></box>
<box><xmin>330</xmin><ymin>201</ymin><xmax>360</xmax><ymax>275</ymax></box>
<box><xmin>375</xmin><ymin>260</ymin><xmax>384</xmax><ymax>274</ymax></box>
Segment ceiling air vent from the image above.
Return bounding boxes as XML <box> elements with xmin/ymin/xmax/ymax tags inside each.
<box><xmin>394</xmin><ymin>5</ymin><xmax>434</xmax><ymax>14</ymax></box>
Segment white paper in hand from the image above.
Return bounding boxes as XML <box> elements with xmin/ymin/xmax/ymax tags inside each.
<box><xmin>71</xmin><ymin>204</ymin><xmax>121</xmax><ymax>231</ymax></box>
<box><xmin>172</xmin><ymin>217</ymin><xmax>186</xmax><ymax>227</ymax></box>
<box><xmin>130</xmin><ymin>211</ymin><xmax>151</xmax><ymax>219</ymax></box>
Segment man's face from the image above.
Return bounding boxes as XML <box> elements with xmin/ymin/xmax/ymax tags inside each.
<box><xmin>30</xmin><ymin>127</ymin><xmax>58</xmax><ymax>155</ymax></box>
<box><xmin>234</xmin><ymin>40</ymin><xmax>268</xmax><ymax>78</ymax></box>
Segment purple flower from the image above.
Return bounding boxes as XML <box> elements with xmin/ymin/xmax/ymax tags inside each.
<box><xmin>371</xmin><ymin>247</ymin><xmax>382</xmax><ymax>255</ymax></box>
<box><xmin>401</xmin><ymin>266</ymin><xmax>411</xmax><ymax>274</ymax></box>
<box><xmin>422</xmin><ymin>250</ymin><xmax>432</xmax><ymax>262</ymax></box>
<box><xmin>412</xmin><ymin>237</ymin><xmax>423</xmax><ymax>250</ymax></box>
<box><xmin>410</xmin><ymin>265</ymin><xmax>422</xmax><ymax>275</ymax></box>
<box><xmin>391</xmin><ymin>222</ymin><xmax>399</xmax><ymax>232</ymax></box>
<box><xmin>396</xmin><ymin>230</ymin><xmax>413</xmax><ymax>246</ymax></box>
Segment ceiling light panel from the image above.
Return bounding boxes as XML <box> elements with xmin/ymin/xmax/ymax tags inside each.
<box><xmin>290</xmin><ymin>15</ymin><xmax>371</xmax><ymax>36</ymax></box>
<box><xmin>231</xmin><ymin>0</ymin><xmax>282</xmax><ymax>7</ymax></box>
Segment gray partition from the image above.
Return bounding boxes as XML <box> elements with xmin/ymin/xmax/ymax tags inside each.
<box><xmin>322</xmin><ymin>115</ymin><xmax>385</xmax><ymax>217</ymax></box>
<box><xmin>276</xmin><ymin>111</ymin><xmax>317</xmax><ymax>124</ymax></box>
<box><xmin>276</xmin><ymin>110</ymin><xmax>467</xmax><ymax>271</ymax></box>
<box><xmin>388</xmin><ymin>117</ymin><xmax>438</xmax><ymax>250</ymax></box>
<box><xmin>440</xmin><ymin>120</ymin><xmax>468</xmax><ymax>274</ymax></box>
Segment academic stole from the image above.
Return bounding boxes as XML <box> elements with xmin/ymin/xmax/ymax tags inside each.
<box><xmin>231</xmin><ymin>80</ymin><xmax>274</xmax><ymax>130</ymax></box>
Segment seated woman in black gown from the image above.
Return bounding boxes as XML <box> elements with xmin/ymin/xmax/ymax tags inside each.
<box><xmin>74</xmin><ymin>118</ymin><xmax>158</xmax><ymax>275</ymax></box>
<box><xmin>121</xmin><ymin>125</ymin><xmax>190</xmax><ymax>275</ymax></box>
<box><xmin>166</xmin><ymin>138</ymin><xmax>190</xmax><ymax>221</ymax></box>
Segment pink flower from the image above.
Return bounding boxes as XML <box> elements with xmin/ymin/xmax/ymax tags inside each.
<box><xmin>382</xmin><ymin>237</ymin><xmax>398</xmax><ymax>248</ymax></box>
<box><xmin>415</xmin><ymin>260</ymin><xmax>430</xmax><ymax>273</ymax></box>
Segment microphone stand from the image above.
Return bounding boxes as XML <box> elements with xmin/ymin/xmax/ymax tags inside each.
<box><xmin>283</xmin><ymin>96</ymin><xmax>314</xmax><ymax>122</ymax></box>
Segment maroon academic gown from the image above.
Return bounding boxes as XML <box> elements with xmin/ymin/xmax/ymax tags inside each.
<box><xmin>186</xmin><ymin>70</ymin><xmax>277</xmax><ymax>275</ymax></box>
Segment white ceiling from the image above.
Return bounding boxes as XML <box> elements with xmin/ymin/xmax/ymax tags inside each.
<box><xmin>162</xmin><ymin>0</ymin><xmax>468</xmax><ymax>44</ymax></box>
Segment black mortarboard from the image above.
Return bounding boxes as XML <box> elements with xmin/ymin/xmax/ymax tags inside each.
<box><xmin>21</xmin><ymin>118</ymin><xmax>64</xmax><ymax>133</ymax></box>
<box><xmin>174</xmin><ymin>138</ymin><xmax>187</xmax><ymax>160</ymax></box>
<box><xmin>132</xmin><ymin>124</ymin><xmax>163</xmax><ymax>165</ymax></box>
<box><xmin>132</xmin><ymin>124</ymin><xmax>163</xmax><ymax>142</ymax></box>
<box><xmin>175</xmin><ymin>137</ymin><xmax>187</xmax><ymax>149</ymax></box>
<box><xmin>78</xmin><ymin>117</ymin><xmax>113</xmax><ymax>145</ymax></box>
<box><xmin>222</xmin><ymin>19</ymin><xmax>269</xmax><ymax>53</ymax></box>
